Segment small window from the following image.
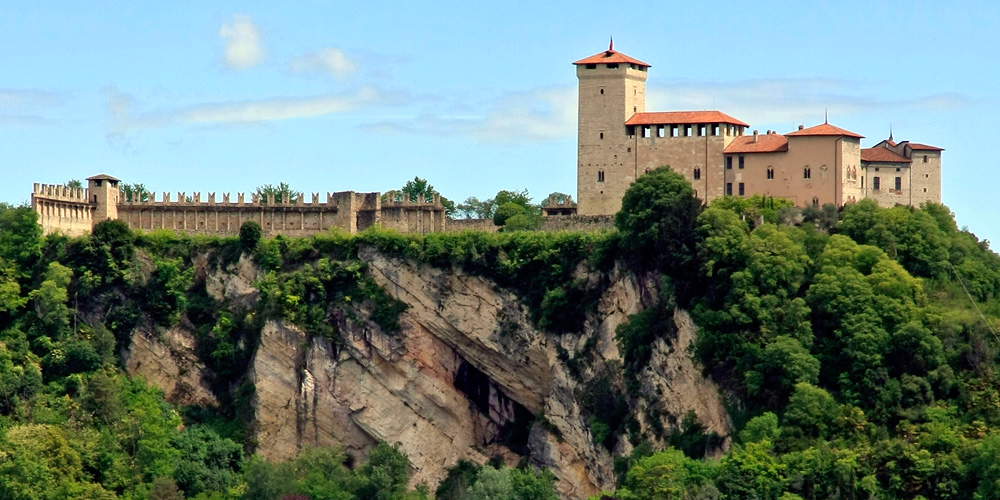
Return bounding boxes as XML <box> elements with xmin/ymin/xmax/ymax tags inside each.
<box><xmin>599</xmin><ymin>88</ymin><xmax>604</xmax><ymax>95</ymax></box>
<box><xmin>726</xmin><ymin>183</ymin><xmax>733</xmax><ymax>195</ymax></box>
<box><xmin>767</xmin><ymin>167</ymin><xmax>774</xmax><ymax>179</ymax></box>
<box><xmin>597</xmin><ymin>171</ymin><xmax>605</xmax><ymax>183</ymax></box>
<box><xmin>875</xmin><ymin>167</ymin><xmax>880</xmax><ymax>172</ymax></box>
<box><xmin>684</xmin><ymin>125</ymin><xmax>692</xmax><ymax>137</ymax></box>
<box><xmin>812</xmin><ymin>197</ymin><xmax>820</xmax><ymax>208</ymax></box>
<box><xmin>803</xmin><ymin>167</ymin><xmax>812</xmax><ymax>179</ymax></box>
<box><xmin>923</xmin><ymin>188</ymin><xmax>927</xmax><ymax>192</ymax></box>
<box><xmin>896</xmin><ymin>167</ymin><xmax>901</xmax><ymax>172</ymax></box>
<box><xmin>627</xmin><ymin>126</ymin><xmax>635</xmax><ymax>136</ymax></box>
<box><xmin>693</xmin><ymin>168</ymin><xmax>702</xmax><ymax>180</ymax></box>
<box><xmin>627</xmin><ymin>147</ymin><xmax>632</xmax><ymax>152</ymax></box>
<box><xmin>738</xmin><ymin>156</ymin><xmax>745</xmax><ymax>169</ymax></box>
<box><xmin>726</xmin><ymin>157</ymin><xmax>733</xmax><ymax>169</ymax></box>
<box><xmin>585</xmin><ymin>64</ymin><xmax>597</xmax><ymax>69</ymax></box>
<box><xmin>873</xmin><ymin>176</ymin><xmax>880</xmax><ymax>190</ymax></box>
<box><xmin>599</xmin><ymin>132</ymin><xmax>604</xmax><ymax>140</ymax></box>
<box><xmin>634</xmin><ymin>88</ymin><xmax>637</xmax><ymax>95</ymax></box>
<box><xmin>698</xmin><ymin>125</ymin><xmax>706</xmax><ymax>136</ymax></box>
<box><xmin>657</xmin><ymin>126</ymin><xmax>665</xmax><ymax>138</ymax></box>
<box><xmin>895</xmin><ymin>176</ymin><xmax>902</xmax><ymax>191</ymax></box>
<box><xmin>633</xmin><ymin>106</ymin><xmax>637</xmax><ymax>113</ymax></box>
<box><xmin>95</xmin><ymin>179</ymin><xmax>103</xmax><ymax>186</ymax></box>
<box><xmin>607</xmin><ymin>63</ymin><xmax>619</xmax><ymax>69</ymax></box>
<box><xmin>861</xmin><ymin>176</ymin><xmax>865</xmax><ymax>188</ymax></box>
<box><xmin>671</xmin><ymin>126</ymin><xmax>679</xmax><ymax>137</ymax></box>
<box><xmin>925</xmin><ymin>174</ymin><xmax>929</xmax><ymax>178</ymax></box>
<box><xmin>643</xmin><ymin>127</ymin><xmax>651</xmax><ymax>138</ymax></box>
<box><xmin>923</xmin><ymin>155</ymin><xmax>928</xmax><ymax>163</ymax></box>
<box><xmin>712</xmin><ymin>124</ymin><xmax>720</xmax><ymax>136</ymax></box>
<box><xmin>738</xmin><ymin>182</ymin><xmax>745</xmax><ymax>196</ymax></box>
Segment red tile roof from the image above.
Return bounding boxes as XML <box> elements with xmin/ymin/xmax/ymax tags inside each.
<box><xmin>625</xmin><ymin>111</ymin><xmax>749</xmax><ymax>127</ymax></box>
<box><xmin>573</xmin><ymin>49</ymin><xmax>651</xmax><ymax>67</ymax></box>
<box><xmin>908</xmin><ymin>143</ymin><xmax>944</xmax><ymax>151</ymax></box>
<box><xmin>724</xmin><ymin>134</ymin><xmax>789</xmax><ymax>153</ymax></box>
<box><xmin>861</xmin><ymin>147</ymin><xmax>911</xmax><ymax>163</ymax></box>
<box><xmin>785</xmin><ymin>123</ymin><xmax>864</xmax><ymax>138</ymax></box>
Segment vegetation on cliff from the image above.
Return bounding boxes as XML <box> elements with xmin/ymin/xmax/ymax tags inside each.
<box><xmin>0</xmin><ymin>164</ymin><xmax>998</xmax><ymax>499</ymax></box>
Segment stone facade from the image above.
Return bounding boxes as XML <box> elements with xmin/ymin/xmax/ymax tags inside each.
<box><xmin>32</xmin><ymin>174</ymin><xmax>447</xmax><ymax>237</ymax></box>
<box><xmin>860</xmin><ymin>139</ymin><xmax>943</xmax><ymax>207</ymax></box>
<box><xmin>574</xmin><ymin>44</ymin><xmax>944</xmax><ymax>214</ymax></box>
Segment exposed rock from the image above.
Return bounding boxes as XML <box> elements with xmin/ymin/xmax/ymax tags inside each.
<box><xmin>205</xmin><ymin>253</ymin><xmax>260</xmax><ymax>308</ymax></box>
<box><xmin>124</xmin><ymin>326</ymin><xmax>218</xmax><ymax>408</ymax></box>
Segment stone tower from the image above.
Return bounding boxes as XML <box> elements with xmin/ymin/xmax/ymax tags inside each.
<box><xmin>87</xmin><ymin>174</ymin><xmax>120</xmax><ymax>223</ymax></box>
<box><xmin>573</xmin><ymin>40</ymin><xmax>650</xmax><ymax>215</ymax></box>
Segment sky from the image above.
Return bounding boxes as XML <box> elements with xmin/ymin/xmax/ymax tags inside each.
<box><xmin>2</xmin><ymin>1</ymin><xmax>998</xmax><ymax>244</ymax></box>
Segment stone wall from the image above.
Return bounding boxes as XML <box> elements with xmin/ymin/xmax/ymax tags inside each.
<box><xmin>31</xmin><ymin>183</ymin><xmax>95</xmax><ymax>237</ymax></box>
<box><xmin>443</xmin><ymin>218</ymin><xmax>499</xmax><ymax>233</ymax></box>
<box><xmin>538</xmin><ymin>215</ymin><xmax>615</xmax><ymax>232</ymax></box>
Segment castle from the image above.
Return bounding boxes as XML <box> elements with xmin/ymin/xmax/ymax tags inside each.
<box><xmin>574</xmin><ymin>42</ymin><xmax>944</xmax><ymax>215</ymax></box>
<box><xmin>30</xmin><ymin>175</ymin><xmax>447</xmax><ymax>237</ymax></box>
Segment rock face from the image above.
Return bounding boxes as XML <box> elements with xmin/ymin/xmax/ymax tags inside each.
<box><xmin>124</xmin><ymin>326</ymin><xmax>218</xmax><ymax>408</ymax></box>
<box><xmin>126</xmin><ymin>247</ymin><xmax>732</xmax><ymax>499</ymax></box>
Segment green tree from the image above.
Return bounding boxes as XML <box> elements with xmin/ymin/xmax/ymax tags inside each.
<box><xmin>386</xmin><ymin>177</ymin><xmax>457</xmax><ymax>215</ymax></box>
<box><xmin>66</xmin><ymin>179</ymin><xmax>82</xmax><ymax>189</ymax></box>
<box><xmin>255</xmin><ymin>182</ymin><xmax>301</xmax><ymax>204</ymax></box>
<box><xmin>120</xmin><ymin>183</ymin><xmax>152</xmax><ymax>202</ymax></box>
<box><xmin>783</xmin><ymin>383</ymin><xmax>838</xmax><ymax>441</ymax></box>
<box><xmin>716</xmin><ymin>440</ymin><xmax>787</xmax><ymax>499</ymax></box>
<box><xmin>0</xmin><ymin>203</ymin><xmax>42</xmax><ymax>276</ymax></box>
<box><xmin>239</xmin><ymin>220</ymin><xmax>263</xmax><ymax>251</ymax></box>
<box><xmin>455</xmin><ymin>196</ymin><xmax>495</xmax><ymax>219</ymax></box>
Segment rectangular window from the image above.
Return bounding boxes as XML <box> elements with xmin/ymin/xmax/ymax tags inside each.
<box><xmin>726</xmin><ymin>183</ymin><xmax>733</xmax><ymax>195</ymax></box>
<box><xmin>698</xmin><ymin>125</ymin><xmax>706</xmax><ymax>136</ymax></box>
<box><xmin>685</xmin><ymin>125</ymin><xmax>692</xmax><ymax>137</ymax></box>
<box><xmin>873</xmin><ymin>176</ymin><xmax>880</xmax><ymax>190</ymax></box>
<box><xmin>606</xmin><ymin>63</ymin><xmax>619</xmax><ymax>69</ymax></box>
<box><xmin>895</xmin><ymin>176</ymin><xmax>902</xmax><ymax>191</ymax></box>
<box><xmin>738</xmin><ymin>156</ymin><xmax>745</xmax><ymax>169</ymax></box>
<box><xmin>585</xmin><ymin>64</ymin><xmax>597</xmax><ymax>69</ymax></box>
<box><xmin>712</xmin><ymin>124</ymin><xmax>720</xmax><ymax>136</ymax></box>
<box><xmin>657</xmin><ymin>126</ymin><xmax>665</xmax><ymax>138</ymax></box>
<box><xmin>693</xmin><ymin>168</ymin><xmax>701</xmax><ymax>180</ymax></box>
<box><xmin>598</xmin><ymin>171</ymin><xmax>605</xmax><ymax>183</ymax></box>
<box><xmin>738</xmin><ymin>183</ymin><xmax>745</xmax><ymax>196</ymax></box>
<box><xmin>726</xmin><ymin>157</ymin><xmax>733</xmax><ymax>169</ymax></box>
<box><xmin>599</xmin><ymin>132</ymin><xmax>604</xmax><ymax>140</ymax></box>
<box><xmin>671</xmin><ymin>125</ymin><xmax>678</xmax><ymax>137</ymax></box>
<box><xmin>924</xmin><ymin>155</ymin><xmax>928</xmax><ymax>163</ymax></box>
<box><xmin>767</xmin><ymin>167</ymin><xmax>774</xmax><ymax>179</ymax></box>
<box><xmin>643</xmin><ymin>127</ymin><xmax>651</xmax><ymax>138</ymax></box>
<box><xmin>803</xmin><ymin>167</ymin><xmax>811</xmax><ymax>179</ymax></box>
<box><xmin>627</xmin><ymin>126</ymin><xmax>634</xmax><ymax>136</ymax></box>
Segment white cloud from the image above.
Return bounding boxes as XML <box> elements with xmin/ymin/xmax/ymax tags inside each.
<box><xmin>219</xmin><ymin>14</ymin><xmax>263</xmax><ymax>69</ymax></box>
<box><xmin>0</xmin><ymin>89</ymin><xmax>63</xmax><ymax>126</ymax></box>
<box><xmin>107</xmin><ymin>87</ymin><xmax>380</xmax><ymax>133</ymax></box>
<box><xmin>291</xmin><ymin>48</ymin><xmax>358</xmax><ymax>78</ymax></box>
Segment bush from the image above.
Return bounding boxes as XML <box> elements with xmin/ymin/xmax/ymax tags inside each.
<box><xmin>239</xmin><ymin>221</ymin><xmax>263</xmax><ymax>251</ymax></box>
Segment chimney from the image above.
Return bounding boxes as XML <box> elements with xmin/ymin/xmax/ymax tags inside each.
<box><xmin>798</xmin><ymin>124</ymin><xmax>804</xmax><ymax>130</ymax></box>
<box><xmin>753</xmin><ymin>130</ymin><xmax>758</xmax><ymax>143</ymax></box>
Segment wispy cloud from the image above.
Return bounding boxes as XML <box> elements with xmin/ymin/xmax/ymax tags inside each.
<box><xmin>0</xmin><ymin>89</ymin><xmax>63</xmax><ymax>126</ymax></box>
<box><xmin>290</xmin><ymin>48</ymin><xmax>358</xmax><ymax>78</ymax></box>
<box><xmin>108</xmin><ymin>87</ymin><xmax>380</xmax><ymax>133</ymax></box>
<box><xmin>647</xmin><ymin>78</ymin><xmax>970</xmax><ymax>126</ymax></box>
<box><xmin>364</xmin><ymin>87</ymin><xmax>576</xmax><ymax>143</ymax></box>
<box><xmin>220</xmin><ymin>14</ymin><xmax>263</xmax><ymax>69</ymax></box>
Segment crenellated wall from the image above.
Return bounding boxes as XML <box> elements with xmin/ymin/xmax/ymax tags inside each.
<box><xmin>32</xmin><ymin>183</ymin><xmax>95</xmax><ymax>237</ymax></box>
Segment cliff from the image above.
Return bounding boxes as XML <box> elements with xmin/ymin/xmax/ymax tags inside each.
<box><xmin>124</xmin><ymin>245</ymin><xmax>731</xmax><ymax>498</ymax></box>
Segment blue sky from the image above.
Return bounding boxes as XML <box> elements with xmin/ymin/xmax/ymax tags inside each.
<box><xmin>2</xmin><ymin>1</ymin><xmax>998</xmax><ymax>244</ymax></box>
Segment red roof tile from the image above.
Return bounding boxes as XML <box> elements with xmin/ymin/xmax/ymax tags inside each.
<box><xmin>785</xmin><ymin>123</ymin><xmax>864</xmax><ymax>138</ymax></box>
<box><xmin>625</xmin><ymin>111</ymin><xmax>749</xmax><ymax>127</ymax></box>
<box><xmin>573</xmin><ymin>49</ymin><xmax>651</xmax><ymax>67</ymax></box>
<box><xmin>861</xmin><ymin>147</ymin><xmax>911</xmax><ymax>163</ymax></box>
<box><xmin>908</xmin><ymin>143</ymin><xmax>944</xmax><ymax>151</ymax></box>
<box><xmin>724</xmin><ymin>134</ymin><xmax>789</xmax><ymax>153</ymax></box>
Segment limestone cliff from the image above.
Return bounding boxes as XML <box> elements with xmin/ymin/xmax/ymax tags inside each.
<box><xmin>125</xmin><ymin>246</ymin><xmax>731</xmax><ymax>499</ymax></box>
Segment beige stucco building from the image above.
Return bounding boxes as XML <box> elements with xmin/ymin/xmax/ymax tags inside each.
<box><xmin>574</xmin><ymin>43</ymin><xmax>943</xmax><ymax>213</ymax></box>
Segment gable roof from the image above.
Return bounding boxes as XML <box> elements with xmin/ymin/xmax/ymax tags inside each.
<box><xmin>785</xmin><ymin>123</ymin><xmax>864</xmax><ymax>138</ymax></box>
<box><xmin>625</xmin><ymin>110</ymin><xmax>749</xmax><ymax>127</ymax></box>
<box><xmin>907</xmin><ymin>143</ymin><xmax>944</xmax><ymax>151</ymax></box>
<box><xmin>724</xmin><ymin>134</ymin><xmax>789</xmax><ymax>154</ymax></box>
<box><xmin>861</xmin><ymin>147</ymin><xmax>911</xmax><ymax>163</ymax></box>
<box><xmin>573</xmin><ymin>49</ymin><xmax>651</xmax><ymax>67</ymax></box>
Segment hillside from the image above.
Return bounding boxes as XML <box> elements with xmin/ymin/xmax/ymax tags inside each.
<box><xmin>0</xmin><ymin>167</ymin><xmax>998</xmax><ymax>499</ymax></box>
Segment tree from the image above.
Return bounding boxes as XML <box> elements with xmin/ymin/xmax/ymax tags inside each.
<box><xmin>456</xmin><ymin>197</ymin><xmax>495</xmax><ymax>219</ymax></box>
<box><xmin>255</xmin><ymin>183</ymin><xmax>301</xmax><ymax>204</ymax></box>
<box><xmin>615</xmin><ymin>166</ymin><xmax>702</xmax><ymax>283</ymax></box>
<box><xmin>66</xmin><ymin>179</ymin><xmax>82</xmax><ymax>189</ymax></box>
<box><xmin>120</xmin><ymin>183</ymin><xmax>152</xmax><ymax>202</ymax></box>
<box><xmin>0</xmin><ymin>203</ymin><xmax>42</xmax><ymax>276</ymax></box>
<box><xmin>385</xmin><ymin>177</ymin><xmax>456</xmax><ymax>215</ymax></box>
<box><xmin>239</xmin><ymin>221</ymin><xmax>263</xmax><ymax>251</ymax></box>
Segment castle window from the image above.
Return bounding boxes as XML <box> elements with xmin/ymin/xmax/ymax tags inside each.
<box><xmin>925</xmin><ymin>174</ymin><xmax>929</xmax><ymax>178</ymax></box>
<box><xmin>875</xmin><ymin>167</ymin><xmax>879</xmax><ymax>172</ymax></box>
<box><xmin>586</xmin><ymin>64</ymin><xmax>597</xmax><ymax>69</ymax></box>
<box><xmin>671</xmin><ymin>125</ymin><xmax>679</xmax><ymax>137</ymax></box>
<box><xmin>738</xmin><ymin>182</ymin><xmax>745</xmax><ymax>196</ymax></box>
<box><xmin>873</xmin><ymin>176</ymin><xmax>880</xmax><ymax>190</ymax></box>
<box><xmin>599</xmin><ymin>132</ymin><xmax>604</xmax><ymax>140</ymax></box>
<box><xmin>599</xmin><ymin>88</ymin><xmax>604</xmax><ymax>95</ymax></box>
<box><xmin>895</xmin><ymin>176</ymin><xmax>902</xmax><ymax>191</ymax></box>
<box><xmin>712</xmin><ymin>124</ymin><xmax>720</xmax><ymax>136</ymax></box>
<box><xmin>627</xmin><ymin>126</ymin><xmax>634</xmax><ymax>136</ymax></box>
<box><xmin>633</xmin><ymin>106</ymin><xmax>637</xmax><ymax>113</ymax></box>
<box><xmin>896</xmin><ymin>167</ymin><xmax>901</xmax><ymax>172</ymax></box>
<box><xmin>923</xmin><ymin>187</ymin><xmax>927</xmax><ymax>192</ymax></box>
<box><xmin>803</xmin><ymin>167</ymin><xmax>812</xmax><ymax>179</ymax></box>
<box><xmin>767</xmin><ymin>167</ymin><xmax>774</xmax><ymax>179</ymax></box>
<box><xmin>738</xmin><ymin>156</ymin><xmax>745</xmax><ymax>169</ymax></box>
<box><xmin>698</xmin><ymin>125</ymin><xmax>706</xmax><ymax>136</ymax></box>
<box><xmin>95</xmin><ymin>180</ymin><xmax>102</xmax><ymax>186</ymax></box>
<box><xmin>861</xmin><ymin>176</ymin><xmax>865</xmax><ymax>188</ymax></box>
<box><xmin>726</xmin><ymin>157</ymin><xmax>733</xmax><ymax>169</ymax></box>
<box><xmin>726</xmin><ymin>183</ymin><xmax>733</xmax><ymax>195</ymax></box>
<box><xmin>657</xmin><ymin>126</ymin><xmax>665</xmax><ymax>138</ymax></box>
<box><xmin>923</xmin><ymin>155</ymin><xmax>928</xmax><ymax>163</ymax></box>
<box><xmin>693</xmin><ymin>168</ymin><xmax>702</xmax><ymax>180</ymax></box>
<box><xmin>634</xmin><ymin>88</ymin><xmax>637</xmax><ymax>95</ymax></box>
<box><xmin>627</xmin><ymin>147</ymin><xmax>632</xmax><ymax>152</ymax></box>
<box><xmin>812</xmin><ymin>197</ymin><xmax>820</xmax><ymax>207</ymax></box>
<box><xmin>606</xmin><ymin>63</ymin><xmax>619</xmax><ymax>69</ymax></box>
<box><xmin>598</xmin><ymin>171</ymin><xmax>605</xmax><ymax>183</ymax></box>
<box><xmin>685</xmin><ymin>125</ymin><xmax>692</xmax><ymax>137</ymax></box>
<box><xmin>643</xmin><ymin>126</ymin><xmax>651</xmax><ymax>138</ymax></box>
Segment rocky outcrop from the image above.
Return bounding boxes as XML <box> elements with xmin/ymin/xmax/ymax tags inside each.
<box><xmin>124</xmin><ymin>326</ymin><xmax>218</xmax><ymax>408</ymax></box>
<box><xmin>127</xmin><ymin>247</ymin><xmax>732</xmax><ymax>499</ymax></box>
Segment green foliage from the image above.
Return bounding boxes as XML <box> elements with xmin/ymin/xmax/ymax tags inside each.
<box><xmin>239</xmin><ymin>220</ymin><xmax>262</xmax><ymax>251</ymax></box>
<box><xmin>120</xmin><ymin>183</ymin><xmax>152</xmax><ymax>202</ymax></box>
<box><xmin>255</xmin><ymin>182</ymin><xmax>301</xmax><ymax>204</ymax></box>
<box><xmin>615</xmin><ymin>448</ymin><xmax>719</xmax><ymax>500</ymax></box>
<box><xmin>0</xmin><ymin>203</ymin><xmax>42</xmax><ymax>276</ymax></box>
<box><xmin>386</xmin><ymin>176</ymin><xmax>457</xmax><ymax>215</ymax></box>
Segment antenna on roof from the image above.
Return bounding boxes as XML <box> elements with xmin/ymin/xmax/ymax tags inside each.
<box><xmin>889</xmin><ymin>122</ymin><xmax>894</xmax><ymax>141</ymax></box>
<box><xmin>609</xmin><ymin>36</ymin><xmax>614</xmax><ymax>52</ymax></box>
<box><xmin>824</xmin><ymin>108</ymin><xmax>829</xmax><ymax>124</ymax></box>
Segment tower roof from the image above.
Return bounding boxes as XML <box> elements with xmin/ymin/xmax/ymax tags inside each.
<box><xmin>86</xmin><ymin>174</ymin><xmax>120</xmax><ymax>181</ymax></box>
<box><xmin>908</xmin><ymin>143</ymin><xmax>944</xmax><ymax>151</ymax></box>
<box><xmin>785</xmin><ymin>123</ymin><xmax>864</xmax><ymax>138</ymax></box>
<box><xmin>573</xmin><ymin>46</ymin><xmax>651</xmax><ymax>67</ymax></box>
<box><xmin>725</xmin><ymin>133</ymin><xmax>789</xmax><ymax>153</ymax></box>
<box><xmin>861</xmin><ymin>147</ymin><xmax>911</xmax><ymax>163</ymax></box>
<box><xmin>625</xmin><ymin>110</ymin><xmax>749</xmax><ymax>127</ymax></box>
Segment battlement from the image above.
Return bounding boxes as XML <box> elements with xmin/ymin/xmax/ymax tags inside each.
<box><xmin>33</xmin><ymin>183</ymin><xmax>91</xmax><ymax>203</ymax></box>
<box><xmin>119</xmin><ymin>190</ymin><xmax>381</xmax><ymax>208</ymax></box>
